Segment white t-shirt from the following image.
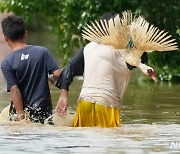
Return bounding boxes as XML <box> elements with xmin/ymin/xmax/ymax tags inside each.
<box><xmin>79</xmin><ymin>42</ymin><xmax>132</xmax><ymax>108</ymax></box>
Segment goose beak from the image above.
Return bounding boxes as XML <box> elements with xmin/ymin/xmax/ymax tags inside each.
<box><xmin>147</xmin><ymin>69</ymin><xmax>157</xmax><ymax>82</ymax></box>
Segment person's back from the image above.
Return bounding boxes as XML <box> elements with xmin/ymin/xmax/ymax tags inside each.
<box><xmin>80</xmin><ymin>42</ymin><xmax>131</xmax><ymax>108</ymax></box>
<box><xmin>2</xmin><ymin>45</ymin><xmax>55</xmax><ymax>108</ymax></box>
<box><xmin>70</xmin><ymin>42</ymin><xmax>132</xmax><ymax>127</ymax></box>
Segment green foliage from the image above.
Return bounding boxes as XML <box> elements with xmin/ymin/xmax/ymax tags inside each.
<box><xmin>0</xmin><ymin>0</ymin><xmax>180</xmax><ymax>80</ymax></box>
<box><xmin>137</xmin><ymin>0</ymin><xmax>180</xmax><ymax>81</ymax></box>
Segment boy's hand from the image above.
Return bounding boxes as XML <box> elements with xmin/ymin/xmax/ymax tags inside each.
<box><xmin>17</xmin><ymin>111</ymin><xmax>25</xmax><ymax>121</ymax></box>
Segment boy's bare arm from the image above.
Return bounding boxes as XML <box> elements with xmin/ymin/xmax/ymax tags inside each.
<box><xmin>10</xmin><ymin>85</ymin><xmax>25</xmax><ymax>120</ymax></box>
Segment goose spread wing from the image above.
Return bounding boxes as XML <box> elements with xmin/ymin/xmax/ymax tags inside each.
<box><xmin>82</xmin><ymin>10</ymin><xmax>178</xmax><ymax>67</ymax></box>
<box><xmin>82</xmin><ymin>11</ymin><xmax>178</xmax><ymax>52</ymax></box>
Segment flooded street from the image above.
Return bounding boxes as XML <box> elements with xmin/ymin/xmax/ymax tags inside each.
<box><xmin>0</xmin><ymin>14</ymin><xmax>180</xmax><ymax>153</ymax></box>
<box><xmin>1</xmin><ymin>73</ymin><xmax>180</xmax><ymax>153</ymax></box>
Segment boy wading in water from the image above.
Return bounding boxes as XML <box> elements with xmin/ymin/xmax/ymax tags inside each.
<box><xmin>1</xmin><ymin>15</ymin><xmax>61</xmax><ymax>124</ymax></box>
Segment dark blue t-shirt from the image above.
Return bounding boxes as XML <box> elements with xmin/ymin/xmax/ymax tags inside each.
<box><xmin>1</xmin><ymin>45</ymin><xmax>59</xmax><ymax>110</ymax></box>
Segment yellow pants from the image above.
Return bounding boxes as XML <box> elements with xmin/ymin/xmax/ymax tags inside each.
<box><xmin>73</xmin><ymin>100</ymin><xmax>121</xmax><ymax>127</ymax></box>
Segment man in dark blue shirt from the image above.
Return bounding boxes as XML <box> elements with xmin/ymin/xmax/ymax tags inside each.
<box><xmin>1</xmin><ymin>15</ymin><xmax>61</xmax><ymax>123</ymax></box>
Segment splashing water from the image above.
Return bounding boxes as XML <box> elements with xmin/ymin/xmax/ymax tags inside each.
<box><xmin>0</xmin><ymin>105</ymin><xmax>10</xmax><ymax>123</ymax></box>
<box><xmin>0</xmin><ymin>105</ymin><xmax>75</xmax><ymax>127</ymax></box>
<box><xmin>44</xmin><ymin>110</ymin><xmax>75</xmax><ymax>126</ymax></box>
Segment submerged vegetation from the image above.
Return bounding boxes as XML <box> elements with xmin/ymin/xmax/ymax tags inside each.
<box><xmin>0</xmin><ymin>0</ymin><xmax>179</xmax><ymax>81</ymax></box>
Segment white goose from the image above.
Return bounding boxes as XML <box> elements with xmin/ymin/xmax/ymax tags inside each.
<box><xmin>82</xmin><ymin>11</ymin><xmax>178</xmax><ymax>81</ymax></box>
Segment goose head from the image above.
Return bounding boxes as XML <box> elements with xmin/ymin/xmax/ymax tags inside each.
<box><xmin>138</xmin><ymin>63</ymin><xmax>157</xmax><ymax>81</ymax></box>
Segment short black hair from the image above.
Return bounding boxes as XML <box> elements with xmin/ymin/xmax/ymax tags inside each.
<box><xmin>99</xmin><ymin>12</ymin><xmax>117</xmax><ymax>21</ymax></box>
<box><xmin>1</xmin><ymin>15</ymin><xmax>26</xmax><ymax>41</ymax></box>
